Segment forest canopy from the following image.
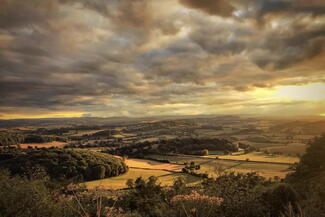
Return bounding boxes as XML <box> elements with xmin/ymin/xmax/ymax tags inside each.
<box><xmin>0</xmin><ymin>149</ymin><xmax>128</xmax><ymax>181</ymax></box>
<box><xmin>112</xmin><ymin>138</ymin><xmax>238</xmax><ymax>157</ymax></box>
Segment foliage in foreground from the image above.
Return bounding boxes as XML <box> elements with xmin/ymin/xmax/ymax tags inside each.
<box><xmin>0</xmin><ymin>169</ymin><xmax>321</xmax><ymax>217</ymax></box>
<box><xmin>286</xmin><ymin>134</ymin><xmax>325</xmax><ymax>217</ymax></box>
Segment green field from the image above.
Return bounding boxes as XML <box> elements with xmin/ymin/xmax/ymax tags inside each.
<box><xmin>198</xmin><ymin>160</ymin><xmax>292</xmax><ymax>178</ymax></box>
<box><xmin>85</xmin><ymin>151</ymin><xmax>298</xmax><ymax>190</ymax></box>
<box><xmin>206</xmin><ymin>152</ymin><xmax>299</xmax><ymax>164</ymax></box>
<box><xmin>85</xmin><ymin>168</ymin><xmax>201</xmax><ymax>190</ymax></box>
<box><xmin>260</xmin><ymin>143</ymin><xmax>307</xmax><ymax>155</ymax></box>
<box><xmin>147</xmin><ymin>154</ymin><xmax>294</xmax><ymax>179</ymax></box>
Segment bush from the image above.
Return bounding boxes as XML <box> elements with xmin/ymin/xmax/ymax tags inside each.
<box><xmin>201</xmin><ymin>172</ymin><xmax>270</xmax><ymax>217</ymax></box>
<box><xmin>0</xmin><ymin>170</ymin><xmax>67</xmax><ymax>217</ymax></box>
<box><xmin>119</xmin><ymin>176</ymin><xmax>168</xmax><ymax>216</ymax></box>
<box><xmin>262</xmin><ymin>183</ymin><xmax>299</xmax><ymax>217</ymax></box>
<box><xmin>0</xmin><ymin>132</ymin><xmax>25</xmax><ymax>146</ymax></box>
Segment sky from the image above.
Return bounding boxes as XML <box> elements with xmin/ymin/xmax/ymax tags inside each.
<box><xmin>0</xmin><ymin>0</ymin><xmax>325</xmax><ymax>119</ymax></box>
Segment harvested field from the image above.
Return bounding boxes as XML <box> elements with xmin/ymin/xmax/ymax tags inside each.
<box><xmin>85</xmin><ymin>168</ymin><xmax>200</xmax><ymax>190</ymax></box>
<box><xmin>206</xmin><ymin>152</ymin><xmax>299</xmax><ymax>164</ymax></box>
<box><xmin>147</xmin><ymin>154</ymin><xmax>294</xmax><ymax>179</ymax></box>
<box><xmin>125</xmin><ymin>158</ymin><xmax>183</xmax><ymax>172</ymax></box>
<box><xmin>16</xmin><ymin>141</ymin><xmax>67</xmax><ymax>149</ymax></box>
<box><xmin>261</xmin><ymin>143</ymin><xmax>307</xmax><ymax>155</ymax></box>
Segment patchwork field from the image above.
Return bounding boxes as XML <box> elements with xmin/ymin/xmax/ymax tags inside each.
<box><xmin>69</xmin><ymin>130</ymin><xmax>105</xmax><ymax>136</ymax></box>
<box><xmin>85</xmin><ymin>158</ymin><xmax>201</xmax><ymax>190</ymax></box>
<box><xmin>16</xmin><ymin>141</ymin><xmax>67</xmax><ymax>149</ymax></box>
<box><xmin>206</xmin><ymin>152</ymin><xmax>299</xmax><ymax>164</ymax></box>
<box><xmin>147</xmin><ymin>154</ymin><xmax>294</xmax><ymax>179</ymax></box>
<box><xmin>260</xmin><ymin>143</ymin><xmax>307</xmax><ymax>155</ymax></box>
<box><xmin>125</xmin><ymin>158</ymin><xmax>183</xmax><ymax>172</ymax></box>
<box><xmin>198</xmin><ymin>160</ymin><xmax>292</xmax><ymax>178</ymax></box>
<box><xmin>240</xmin><ymin>141</ymin><xmax>284</xmax><ymax>148</ymax></box>
<box><xmin>85</xmin><ymin>168</ymin><xmax>201</xmax><ymax>190</ymax></box>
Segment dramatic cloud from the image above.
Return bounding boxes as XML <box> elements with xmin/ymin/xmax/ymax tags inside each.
<box><xmin>179</xmin><ymin>0</ymin><xmax>325</xmax><ymax>18</ymax></box>
<box><xmin>179</xmin><ymin>0</ymin><xmax>235</xmax><ymax>17</ymax></box>
<box><xmin>0</xmin><ymin>0</ymin><xmax>324</xmax><ymax>118</ymax></box>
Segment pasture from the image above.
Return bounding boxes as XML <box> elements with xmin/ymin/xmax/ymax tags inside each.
<box><xmin>260</xmin><ymin>143</ymin><xmax>307</xmax><ymax>155</ymax></box>
<box><xmin>85</xmin><ymin>168</ymin><xmax>201</xmax><ymax>190</ymax></box>
<box><xmin>125</xmin><ymin>158</ymin><xmax>183</xmax><ymax>172</ymax></box>
<box><xmin>198</xmin><ymin>159</ymin><xmax>292</xmax><ymax>178</ymax></box>
<box><xmin>16</xmin><ymin>141</ymin><xmax>67</xmax><ymax>149</ymax></box>
<box><xmin>207</xmin><ymin>152</ymin><xmax>299</xmax><ymax>164</ymax></box>
<box><xmin>147</xmin><ymin>154</ymin><xmax>294</xmax><ymax>179</ymax></box>
<box><xmin>85</xmin><ymin>158</ymin><xmax>201</xmax><ymax>190</ymax></box>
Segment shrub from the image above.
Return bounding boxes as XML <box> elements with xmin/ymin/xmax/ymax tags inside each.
<box><xmin>0</xmin><ymin>170</ymin><xmax>67</xmax><ymax>217</ymax></box>
<box><xmin>262</xmin><ymin>183</ymin><xmax>299</xmax><ymax>217</ymax></box>
<box><xmin>170</xmin><ymin>190</ymin><xmax>224</xmax><ymax>217</ymax></box>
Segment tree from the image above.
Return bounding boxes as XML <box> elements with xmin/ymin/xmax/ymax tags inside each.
<box><xmin>93</xmin><ymin>165</ymin><xmax>106</xmax><ymax>180</ymax></box>
<box><xmin>287</xmin><ymin>134</ymin><xmax>325</xmax><ymax>183</ymax></box>
<box><xmin>262</xmin><ymin>183</ymin><xmax>298</xmax><ymax>217</ymax></box>
<box><xmin>126</xmin><ymin>179</ymin><xmax>134</xmax><ymax>188</ymax></box>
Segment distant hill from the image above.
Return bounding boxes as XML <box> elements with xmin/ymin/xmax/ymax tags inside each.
<box><xmin>270</xmin><ymin>121</ymin><xmax>325</xmax><ymax>135</ymax></box>
<box><xmin>0</xmin><ymin>115</ymin><xmax>242</xmax><ymax>128</ymax></box>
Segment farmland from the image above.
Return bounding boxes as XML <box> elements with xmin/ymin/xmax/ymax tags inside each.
<box><xmin>16</xmin><ymin>141</ymin><xmax>67</xmax><ymax>149</ymax></box>
<box><xmin>85</xmin><ymin>150</ymin><xmax>296</xmax><ymax>190</ymax></box>
<box><xmin>146</xmin><ymin>154</ymin><xmax>294</xmax><ymax>179</ymax></box>
<box><xmin>125</xmin><ymin>158</ymin><xmax>183</xmax><ymax>171</ymax></box>
<box><xmin>0</xmin><ymin>116</ymin><xmax>324</xmax><ymax>217</ymax></box>
<box><xmin>206</xmin><ymin>152</ymin><xmax>299</xmax><ymax>164</ymax></box>
<box><xmin>260</xmin><ymin>143</ymin><xmax>307</xmax><ymax>155</ymax></box>
<box><xmin>85</xmin><ymin>158</ymin><xmax>200</xmax><ymax>190</ymax></box>
<box><xmin>0</xmin><ymin>116</ymin><xmax>323</xmax><ymax>182</ymax></box>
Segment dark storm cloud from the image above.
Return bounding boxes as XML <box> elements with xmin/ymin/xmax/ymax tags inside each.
<box><xmin>0</xmin><ymin>0</ymin><xmax>58</xmax><ymax>28</ymax></box>
<box><xmin>0</xmin><ymin>0</ymin><xmax>324</xmax><ymax>117</ymax></box>
<box><xmin>179</xmin><ymin>0</ymin><xmax>235</xmax><ymax>17</ymax></box>
<box><xmin>0</xmin><ymin>0</ymin><xmax>153</xmax><ymax>111</ymax></box>
<box><xmin>179</xmin><ymin>0</ymin><xmax>325</xmax><ymax>18</ymax></box>
<box><xmin>186</xmin><ymin>14</ymin><xmax>325</xmax><ymax>71</ymax></box>
<box><xmin>188</xmin><ymin>19</ymin><xmax>253</xmax><ymax>55</ymax></box>
<box><xmin>250</xmin><ymin>26</ymin><xmax>325</xmax><ymax>69</ymax></box>
<box><xmin>256</xmin><ymin>0</ymin><xmax>325</xmax><ymax>17</ymax></box>
<box><xmin>81</xmin><ymin>0</ymin><xmax>153</xmax><ymax>28</ymax></box>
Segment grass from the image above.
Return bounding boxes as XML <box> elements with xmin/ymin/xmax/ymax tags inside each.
<box><xmin>208</xmin><ymin>150</ymin><xmax>225</xmax><ymax>155</ymax></box>
<box><xmin>85</xmin><ymin>151</ymin><xmax>296</xmax><ymax>190</ymax></box>
<box><xmin>125</xmin><ymin>158</ymin><xmax>183</xmax><ymax>172</ymax></box>
<box><xmin>206</xmin><ymin>152</ymin><xmax>299</xmax><ymax>164</ymax></box>
<box><xmin>69</xmin><ymin>130</ymin><xmax>104</xmax><ymax>136</ymax></box>
<box><xmin>85</xmin><ymin>168</ymin><xmax>201</xmax><ymax>190</ymax></box>
<box><xmin>241</xmin><ymin>141</ymin><xmax>284</xmax><ymax>148</ymax></box>
<box><xmin>198</xmin><ymin>160</ymin><xmax>292</xmax><ymax>178</ymax></box>
<box><xmin>147</xmin><ymin>154</ymin><xmax>293</xmax><ymax>179</ymax></box>
<box><xmin>261</xmin><ymin>143</ymin><xmax>307</xmax><ymax>156</ymax></box>
<box><xmin>17</xmin><ymin>141</ymin><xmax>67</xmax><ymax>149</ymax></box>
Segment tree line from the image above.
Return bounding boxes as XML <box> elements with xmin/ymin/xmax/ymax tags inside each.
<box><xmin>0</xmin><ymin>131</ymin><xmax>67</xmax><ymax>146</ymax></box>
<box><xmin>111</xmin><ymin>138</ymin><xmax>239</xmax><ymax>157</ymax></box>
